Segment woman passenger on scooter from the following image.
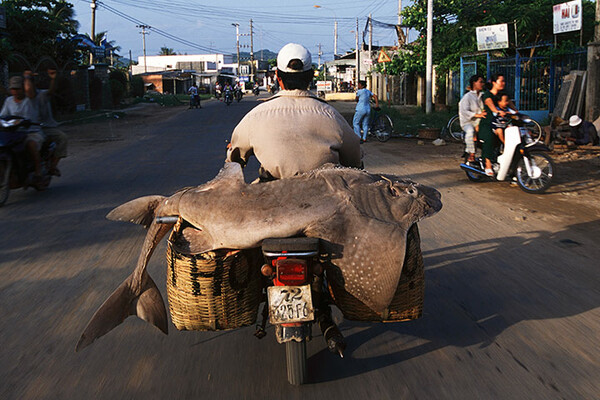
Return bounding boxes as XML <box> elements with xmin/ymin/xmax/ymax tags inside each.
<box><xmin>479</xmin><ymin>73</ymin><xmax>511</xmax><ymax>176</ymax></box>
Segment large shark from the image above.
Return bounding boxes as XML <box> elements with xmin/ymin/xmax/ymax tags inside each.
<box><xmin>76</xmin><ymin>163</ymin><xmax>442</xmax><ymax>351</ymax></box>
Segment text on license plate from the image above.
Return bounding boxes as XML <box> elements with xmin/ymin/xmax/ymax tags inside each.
<box><xmin>267</xmin><ymin>285</ymin><xmax>314</xmax><ymax>324</ymax></box>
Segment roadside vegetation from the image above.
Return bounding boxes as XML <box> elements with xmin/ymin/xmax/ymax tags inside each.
<box><xmin>383</xmin><ymin>106</ymin><xmax>456</xmax><ymax>136</ymax></box>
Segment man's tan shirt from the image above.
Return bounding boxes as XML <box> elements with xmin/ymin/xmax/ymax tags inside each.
<box><xmin>226</xmin><ymin>89</ymin><xmax>361</xmax><ymax>179</ymax></box>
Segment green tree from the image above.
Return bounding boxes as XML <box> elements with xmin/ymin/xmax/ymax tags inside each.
<box><xmin>158</xmin><ymin>46</ymin><xmax>176</xmax><ymax>55</ymax></box>
<box><xmin>2</xmin><ymin>0</ymin><xmax>79</xmax><ymax>66</ymax></box>
<box><xmin>393</xmin><ymin>0</ymin><xmax>596</xmax><ymax>75</ymax></box>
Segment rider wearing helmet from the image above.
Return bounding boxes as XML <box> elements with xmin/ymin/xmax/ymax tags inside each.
<box><xmin>226</xmin><ymin>43</ymin><xmax>361</xmax><ymax>181</ymax></box>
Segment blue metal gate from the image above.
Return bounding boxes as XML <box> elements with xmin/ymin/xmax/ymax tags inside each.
<box><xmin>458</xmin><ymin>48</ymin><xmax>587</xmax><ymax>120</ymax></box>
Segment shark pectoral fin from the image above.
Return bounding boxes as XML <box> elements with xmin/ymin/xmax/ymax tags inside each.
<box><xmin>182</xmin><ymin>227</ymin><xmax>215</xmax><ymax>254</ymax></box>
<box><xmin>75</xmin><ymin>273</ymin><xmax>168</xmax><ymax>352</ymax></box>
<box><xmin>107</xmin><ymin>195</ymin><xmax>167</xmax><ymax>228</ymax></box>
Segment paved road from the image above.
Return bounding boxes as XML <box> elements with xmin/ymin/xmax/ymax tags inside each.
<box><xmin>1</xmin><ymin>96</ymin><xmax>599</xmax><ymax>399</ymax></box>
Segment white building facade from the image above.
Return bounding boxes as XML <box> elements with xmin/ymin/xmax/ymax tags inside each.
<box><xmin>132</xmin><ymin>53</ymin><xmax>236</xmax><ymax>75</ymax></box>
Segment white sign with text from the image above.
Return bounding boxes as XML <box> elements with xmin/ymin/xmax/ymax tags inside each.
<box><xmin>553</xmin><ymin>0</ymin><xmax>582</xmax><ymax>34</ymax></box>
<box><xmin>476</xmin><ymin>23</ymin><xmax>509</xmax><ymax>51</ymax></box>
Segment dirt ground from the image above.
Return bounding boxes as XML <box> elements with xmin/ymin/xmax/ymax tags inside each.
<box><xmin>60</xmin><ymin>100</ymin><xmax>600</xmax><ymax>222</ymax></box>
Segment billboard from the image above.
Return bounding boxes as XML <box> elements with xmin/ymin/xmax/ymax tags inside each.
<box><xmin>553</xmin><ymin>0</ymin><xmax>582</xmax><ymax>34</ymax></box>
<box><xmin>476</xmin><ymin>24</ymin><xmax>509</xmax><ymax>51</ymax></box>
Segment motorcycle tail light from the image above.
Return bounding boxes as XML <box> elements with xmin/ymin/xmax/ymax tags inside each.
<box><xmin>276</xmin><ymin>259</ymin><xmax>308</xmax><ymax>285</ymax></box>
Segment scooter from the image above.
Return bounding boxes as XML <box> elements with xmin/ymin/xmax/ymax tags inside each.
<box><xmin>0</xmin><ymin>117</ymin><xmax>55</xmax><ymax>206</ymax></box>
<box><xmin>253</xmin><ymin>86</ymin><xmax>260</xmax><ymax>96</ymax></box>
<box><xmin>224</xmin><ymin>89</ymin><xmax>233</xmax><ymax>106</ymax></box>
<box><xmin>460</xmin><ymin>113</ymin><xmax>555</xmax><ymax>194</ymax></box>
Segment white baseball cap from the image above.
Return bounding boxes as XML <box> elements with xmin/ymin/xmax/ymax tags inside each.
<box><xmin>569</xmin><ymin>115</ymin><xmax>582</xmax><ymax>127</ymax></box>
<box><xmin>277</xmin><ymin>43</ymin><xmax>312</xmax><ymax>73</ymax></box>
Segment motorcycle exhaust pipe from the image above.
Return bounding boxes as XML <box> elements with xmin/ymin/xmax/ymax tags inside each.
<box><xmin>156</xmin><ymin>216</ymin><xmax>179</xmax><ymax>224</ymax></box>
<box><xmin>460</xmin><ymin>163</ymin><xmax>487</xmax><ymax>176</ymax></box>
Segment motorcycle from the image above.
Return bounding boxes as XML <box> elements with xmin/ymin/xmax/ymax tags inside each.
<box><xmin>260</xmin><ymin>237</ymin><xmax>322</xmax><ymax>385</ymax></box>
<box><xmin>460</xmin><ymin>112</ymin><xmax>556</xmax><ymax>194</ymax></box>
<box><xmin>234</xmin><ymin>88</ymin><xmax>243</xmax><ymax>102</ymax></box>
<box><xmin>0</xmin><ymin>117</ymin><xmax>55</xmax><ymax>206</ymax></box>
<box><xmin>253</xmin><ymin>86</ymin><xmax>260</xmax><ymax>96</ymax></box>
<box><xmin>224</xmin><ymin>89</ymin><xmax>233</xmax><ymax>106</ymax></box>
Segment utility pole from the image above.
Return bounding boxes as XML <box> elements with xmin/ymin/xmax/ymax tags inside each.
<box><xmin>425</xmin><ymin>0</ymin><xmax>433</xmax><ymax>113</ymax></box>
<box><xmin>137</xmin><ymin>25</ymin><xmax>150</xmax><ymax>73</ymax></box>
<box><xmin>90</xmin><ymin>0</ymin><xmax>97</xmax><ymax>64</ymax></box>
<box><xmin>334</xmin><ymin>21</ymin><xmax>338</xmax><ymax>58</ymax></box>
<box><xmin>232</xmin><ymin>23</ymin><xmax>240</xmax><ymax>76</ymax></box>
<box><xmin>318</xmin><ymin>43</ymin><xmax>322</xmax><ymax>68</ymax></box>
<box><xmin>585</xmin><ymin>0</ymin><xmax>600</xmax><ymax>122</ymax></box>
<box><xmin>369</xmin><ymin>14</ymin><xmax>373</xmax><ymax>57</ymax></box>
<box><xmin>250</xmin><ymin>19</ymin><xmax>255</xmax><ymax>83</ymax></box>
<box><xmin>355</xmin><ymin>18</ymin><xmax>360</xmax><ymax>85</ymax></box>
<box><xmin>398</xmin><ymin>0</ymin><xmax>402</xmax><ymax>47</ymax></box>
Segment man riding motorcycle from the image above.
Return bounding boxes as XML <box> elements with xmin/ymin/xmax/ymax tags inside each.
<box><xmin>226</xmin><ymin>43</ymin><xmax>361</xmax><ymax>181</ymax></box>
<box><xmin>0</xmin><ymin>75</ymin><xmax>45</xmax><ymax>186</ymax></box>
<box><xmin>226</xmin><ymin>43</ymin><xmax>362</xmax><ymax>352</ymax></box>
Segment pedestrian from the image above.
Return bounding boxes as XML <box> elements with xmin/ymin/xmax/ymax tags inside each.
<box><xmin>458</xmin><ymin>74</ymin><xmax>486</xmax><ymax>162</ymax></box>
<box><xmin>353</xmin><ymin>80</ymin><xmax>379</xmax><ymax>143</ymax></box>
<box><xmin>565</xmin><ymin>115</ymin><xmax>599</xmax><ymax>145</ymax></box>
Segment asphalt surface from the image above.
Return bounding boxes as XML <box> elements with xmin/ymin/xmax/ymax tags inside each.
<box><xmin>1</xmin><ymin>95</ymin><xmax>599</xmax><ymax>399</ymax></box>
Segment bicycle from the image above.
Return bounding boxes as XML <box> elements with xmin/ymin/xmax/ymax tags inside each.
<box><xmin>367</xmin><ymin>107</ymin><xmax>394</xmax><ymax>142</ymax></box>
<box><xmin>442</xmin><ymin>114</ymin><xmax>543</xmax><ymax>143</ymax></box>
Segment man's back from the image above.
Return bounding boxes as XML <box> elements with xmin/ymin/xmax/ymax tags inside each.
<box><xmin>227</xmin><ymin>89</ymin><xmax>361</xmax><ymax>179</ymax></box>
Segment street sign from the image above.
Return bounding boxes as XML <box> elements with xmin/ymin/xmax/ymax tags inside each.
<box><xmin>553</xmin><ymin>0</ymin><xmax>582</xmax><ymax>34</ymax></box>
<box><xmin>378</xmin><ymin>50</ymin><xmax>391</xmax><ymax>63</ymax></box>
<box><xmin>316</xmin><ymin>81</ymin><xmax>333</xmax><ymax>92</ymax></box>
<box><xmin>476</xmin><ymin>23</ymin><xmax>509</xmax><ymax>51</ymax></box>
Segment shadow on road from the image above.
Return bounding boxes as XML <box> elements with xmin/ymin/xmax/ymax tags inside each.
<box><xmin>308</xmin><ymin>219</ymin><xmax>600</xmax><ymax>383</ymax></box>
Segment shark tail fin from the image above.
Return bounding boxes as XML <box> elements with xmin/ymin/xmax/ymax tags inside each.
<box><xmin>107</xmin><ymin>195</ymin><xmax>167</xmax><ymax>227</ymax></box>
<box><xmin>76</xmin><ymin>272</ymin><xmax>168</xmax><ymax>352</ymax></box>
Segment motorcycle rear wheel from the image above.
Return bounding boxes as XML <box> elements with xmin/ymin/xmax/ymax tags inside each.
<box><xmin>286</xmin><ymin>340</ymin><xmax>307</xmax><ymax>385</ymax></box>
<box><xmin>0</xmin><ymin>158</ymin><xmax>11</xmax><ymax>206</ymax></box>
<box><xmin>516</xmin><ymin>152</ymin><xmax>555</xmax><ymax>194</ymax></box>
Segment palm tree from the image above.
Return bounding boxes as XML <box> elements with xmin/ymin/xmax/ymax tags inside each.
<box><xmin>159</xmin><ymin>46</ymin><xmax>177</xmax><ymax>56</ymax></box>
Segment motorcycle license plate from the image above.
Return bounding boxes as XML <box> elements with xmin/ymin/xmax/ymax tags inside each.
<box><xmin>267</xmin><ymin>285</ymin><xmax>314</xmax><ymax>324</ymax></box>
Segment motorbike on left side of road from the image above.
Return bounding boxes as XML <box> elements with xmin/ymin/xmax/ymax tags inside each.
<box><xmin>0</xmin><ymin>117</ymin><xmax>55</xmax><ymax>206</ymax></box>
<box><xmin>460</xmin><ymin>112</ymin><xmax>556</xmax><ymax>194</ymax></box>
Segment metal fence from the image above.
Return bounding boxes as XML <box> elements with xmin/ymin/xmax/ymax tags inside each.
<box><xmin>458</xmin><ymin>47</ymin><xmax>587</xmax><ymax>113</ymax></box>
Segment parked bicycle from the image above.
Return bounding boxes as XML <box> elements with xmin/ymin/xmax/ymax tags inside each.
<box><xmin>367</xmin><ymin>107</ymin><xmax>394</xmax><ymax>142</ymax></box>
<box><xmin>442</xmin><ymin>114</ymin><xmax>543</xmax><ymax>144</ymax></box>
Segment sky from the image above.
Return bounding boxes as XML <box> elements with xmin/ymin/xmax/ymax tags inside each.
<box><xmin>71</xmin><ymin>0</ymin><xmax>414</xmax><ymax>63</ymax></box>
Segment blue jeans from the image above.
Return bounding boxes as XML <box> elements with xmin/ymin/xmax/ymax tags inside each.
<box><xmin>353</xmin><ymin>107</ymin><xmax>371</xmax><ymax>140</ymax></box>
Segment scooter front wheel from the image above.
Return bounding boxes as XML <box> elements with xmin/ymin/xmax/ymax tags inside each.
<box><xmin>465</xmin><ymin>169</ymin><xmax>484</xmax><ymax>182</ymax></box>
<box><xmin>516</xmin><ymin>151</ymin><xmax>555</xmax><ymax>194</ymax></box>
<box><xmin>286</xmin><ymin>340</ymin><xmax>307</xmax><ymax>385</ymax></box>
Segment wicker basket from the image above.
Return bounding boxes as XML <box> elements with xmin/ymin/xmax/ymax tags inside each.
<box><xmin>327</xmin><ymin>224</ymin><xmax>425</xmax><ymax>322</ymax></box>
<box><xmin>417</xmin><ymin>128</ymin><xmax>441</xmax><ymax>140</ymax></box>
<box><xmin>166</xmin><ymin>219</ymin><xmax>262</xmax><ymax>331</ymax></box>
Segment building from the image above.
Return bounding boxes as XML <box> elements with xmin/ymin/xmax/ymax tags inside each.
<box><xmin>132</xmin><ymin>53</ymin><xmax>235</xmax><ymax>75</ymax></box>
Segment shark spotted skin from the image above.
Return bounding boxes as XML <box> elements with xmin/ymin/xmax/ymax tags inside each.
<box><xmin>77</xmin><ymin>163</ymin><xmax>441</xmax><ymax>350</ymax></box>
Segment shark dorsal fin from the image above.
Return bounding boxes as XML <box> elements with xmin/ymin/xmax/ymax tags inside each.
<box><xmin>208</xmin><ymin>162</ymin><xmax>245</xmax><ymax>187</ymax></box>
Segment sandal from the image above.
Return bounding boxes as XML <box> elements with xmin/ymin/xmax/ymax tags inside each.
<box><xmin>485</xmin><ymin>168</ymin><xmax>494</xmax><ymax>177</ymax></box>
